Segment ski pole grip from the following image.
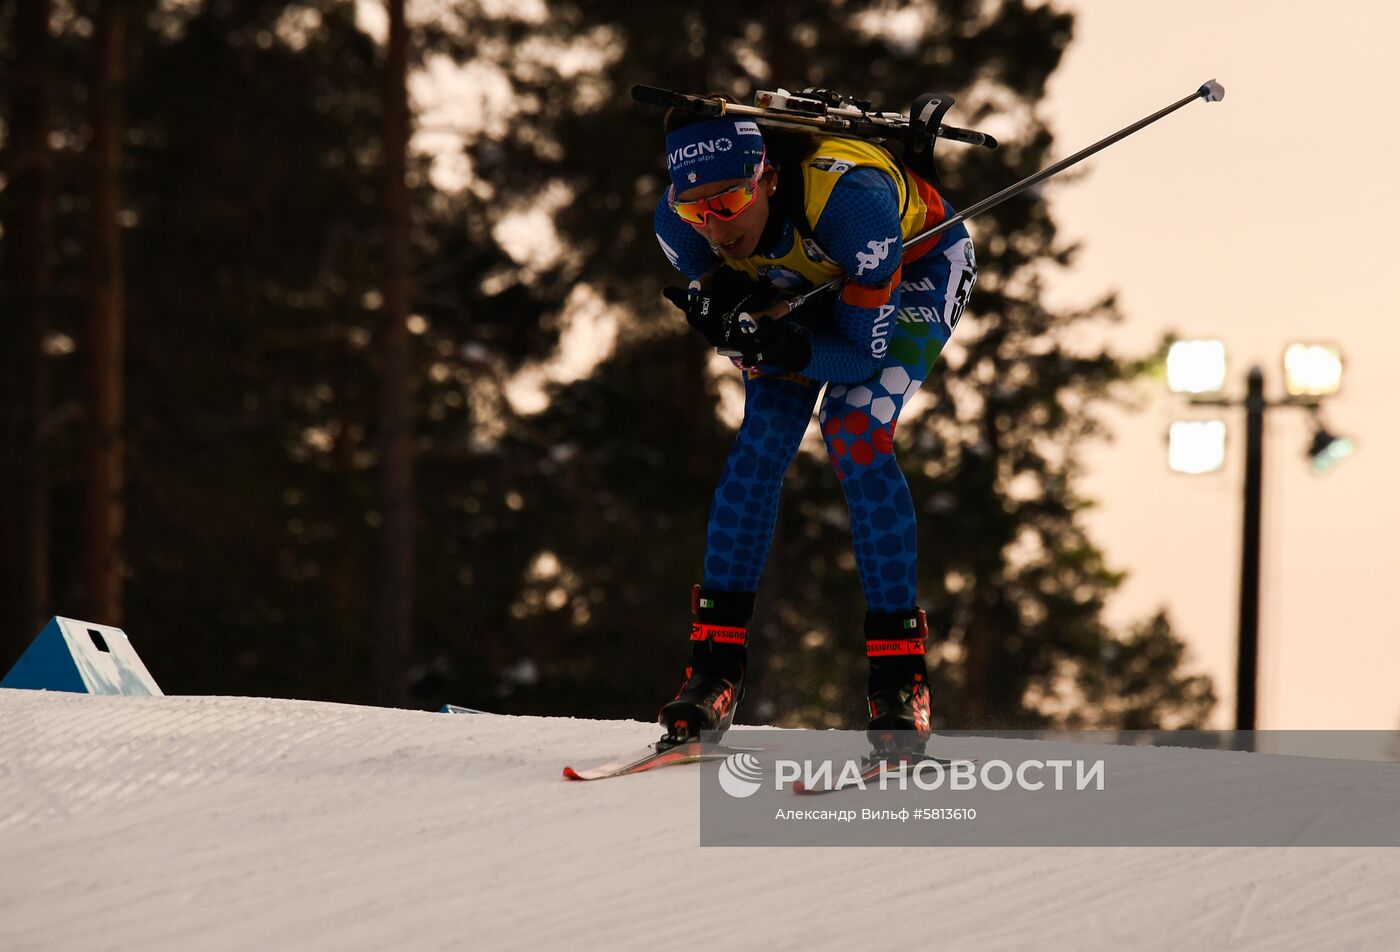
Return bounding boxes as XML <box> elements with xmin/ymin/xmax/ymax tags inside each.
<box><xmin>631</xmin><ymin>85</ymin><xmax>725</xmax><ymax>117</ymax></box>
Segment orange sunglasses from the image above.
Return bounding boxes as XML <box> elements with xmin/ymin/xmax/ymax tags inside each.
<box><xmin>668</xmin><ymin>157</ymin><xmax>768</xmax><ymax>225</ymax></box>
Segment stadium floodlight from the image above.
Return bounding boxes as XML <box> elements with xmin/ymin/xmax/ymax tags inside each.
<box><xmin>1160</xmin><ymin>341</ymin><xmax>1354</xmax><ymax>732</ymax></box>
<box><xmin>1166</xmin><ymin>339</ymin><xmax>1227</xmax><ymax>395</ymax></box>
<box><xmin>1282</xmin><ymin>342</ymin><xmax>1343</xmax><ymax>398</ymax></box>
<box><xmin>1307</xmin><ymin>424</ymin><xmax>1355</xmax><ymax>475</ymax></box>
<box><xmin>1168</xmin><ymin>419</ymin><xmax>1227</xmax><ymax>474</ymax></box>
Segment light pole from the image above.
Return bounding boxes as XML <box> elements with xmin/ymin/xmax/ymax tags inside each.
<box><xmin>1165</xmin><ymin>342</ymin><xmax>1352</xmax><ymax>732</ymax></box>
<box><xmin>1235</xmin><ymin>367</ymin><xmax>1263</xmax><ymax>731</ymax></box>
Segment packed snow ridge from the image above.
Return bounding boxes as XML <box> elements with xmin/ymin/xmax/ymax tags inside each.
<box><xmin>2</xmin><ymin>690</ymin><xmax>1396</xmax><ymax>951</ymax></box>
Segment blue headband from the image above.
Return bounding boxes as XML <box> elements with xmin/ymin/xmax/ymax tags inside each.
<box><xmin>665</xmin><ymin>116</ymin><xmax>766</xmax><ymax>192</ymax></box>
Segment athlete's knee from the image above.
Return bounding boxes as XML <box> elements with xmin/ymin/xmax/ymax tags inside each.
<box><xmin>823</xmin><ymin>418</ymin><xmax>899</xmax><ymax>482</ymax></box>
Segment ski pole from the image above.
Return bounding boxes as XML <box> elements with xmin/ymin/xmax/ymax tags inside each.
<box><xmin>778</xmin><ymin>79</ymin><xmax>1226</xmax><ymax>314</ymax></box>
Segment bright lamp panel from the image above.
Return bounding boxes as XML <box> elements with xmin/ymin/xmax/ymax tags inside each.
<box><xmin>1169</xmin><ymin>420</ymin><xmax>1226</xmax><ymax>474</ymax></box>
<box><xmin>1167</xmin><ymin>340</ymin><xmax>1227</xmax><ymax>394</ymax></box>
<box><xmin>1284</xmin><ymin>343</ymin><xmax>1342</xmax><ymax>397</ymax></box>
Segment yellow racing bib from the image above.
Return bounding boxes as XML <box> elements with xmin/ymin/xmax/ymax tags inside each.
<box><xmin>720</xmin><ymin>137</ymin><xmax>946</xmax><ymax>288</ymax></box>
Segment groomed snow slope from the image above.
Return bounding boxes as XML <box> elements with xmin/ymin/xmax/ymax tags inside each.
<box><xmin>2</xmin><ymin>690</ymin><xmax>1397</xmax><ymax>951</ymax></box>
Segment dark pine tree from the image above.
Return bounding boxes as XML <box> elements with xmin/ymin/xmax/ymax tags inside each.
<box><xmin>0</xmin><ymin>0</ymin><xmax>1215</xmax><ymax>731</ymax></box>
<box><xmin>0</xmin><ymin>0</ymin><xmax>58</xmax><ymax>659</ymax></box>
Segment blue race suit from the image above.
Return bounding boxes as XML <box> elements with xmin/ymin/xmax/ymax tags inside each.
<box><xmin>655</xmin><ymin>155</ymin><xmax>976</xmax><ymax>612</ymax></box>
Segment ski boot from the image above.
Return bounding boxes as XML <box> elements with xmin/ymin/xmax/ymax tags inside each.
<box><xmin>657</xmin><ymin>586</ymin><xmax>755</xmax><ymax>749</ymax></box>
<box><xmin>865</xmin><ymin>608</ymin><xmax>932</xmax><ymax>756</ymax></box>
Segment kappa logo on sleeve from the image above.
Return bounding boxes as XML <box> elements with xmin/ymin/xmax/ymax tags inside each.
<box><xmin>854</xmin><ymin>236</ymin><xmax>898</xmax><ymax>276</ymax></box>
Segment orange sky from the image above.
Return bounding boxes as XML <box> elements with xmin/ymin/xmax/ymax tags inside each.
<box><xmin>1041</xmin><ymin>0</ymin><xmax>1399</xmax><ymax>727</ymax></box>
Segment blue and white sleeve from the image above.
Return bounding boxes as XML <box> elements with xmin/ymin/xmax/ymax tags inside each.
<box><xmin>653</xmin><ymin>192</ymin><xmax>719</xmax><ymax>281</ymax></box>
<box><xmin>798</xmin><ymin>167</ymin><xmax>905</xmax><ymax>383</ymax></box>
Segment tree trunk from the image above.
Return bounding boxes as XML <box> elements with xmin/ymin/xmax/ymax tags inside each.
<box><xmin>1</xmin><ymin>0</ymin><xmax>56</xmax><ymax>658</ymax></box>
<box><xmin>960</xmin><ymin>403</ymin><xmax>1006</xmax><ymax>726</ymax></box>
<box><xmin>960</xmin><ymin>589</ymin><xmax>991</xmax><ymax>726</ymax></box>
<box><xmin>373</xmin><ymin>0</ymin><xmax>416</xmax><ymax>706</ymax></box>
<box><xmin>83</xmin><ymin>0</ymin><xmax>128</xmax><ymax>625</ymax></box>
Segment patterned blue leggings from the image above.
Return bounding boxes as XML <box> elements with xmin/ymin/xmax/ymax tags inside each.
<box><xmin>702</xmin><ymin>237</ymin><xmax>977</xmax><ymax>612</ymax></box>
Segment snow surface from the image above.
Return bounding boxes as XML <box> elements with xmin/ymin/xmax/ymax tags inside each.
<box><xmin>2</xmin><ymin>689</ymin><xmax>1398</xmax><ymax>951</ymax></box>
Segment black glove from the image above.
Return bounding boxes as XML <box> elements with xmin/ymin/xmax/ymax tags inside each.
<box><xmin>662</xmin><ymin>266</ymin><xmax>772</xmax><ymax>349</ymax></box>
<box><xmin>721</xmin><ymin>317</ymin><xmax>812</xmax><ymax>374</ymax></box>
<box><xmin>662</xmin><ymin>281</ymin><xmax>725</xmax><ymax>347</ymax></box>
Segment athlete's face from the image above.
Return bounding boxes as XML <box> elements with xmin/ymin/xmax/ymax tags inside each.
<box><xmin>675</xmin><ymin>169</ymin><xmax>776</xmax><ymax>260</ymax></box>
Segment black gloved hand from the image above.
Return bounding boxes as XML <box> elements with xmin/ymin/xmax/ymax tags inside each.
<box><xmin>721</xmin><ymin>317</ymin><xmax>812</xmax><ymax>374</ymax></box>
<box><xmin>662</xmin><ymin>266</ymin><xmax>771</xmax><ymax>349</ymax></box>
<box><xmin>661</xmin><ymin>281</ymin><xmax>725</xmax><ymax>347</ymax></box>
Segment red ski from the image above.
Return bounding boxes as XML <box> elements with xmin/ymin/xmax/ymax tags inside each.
<box><xmin>563</xmin><ymin>740</ymin><xmax>765</xmax><ymax>782</ymax></box>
